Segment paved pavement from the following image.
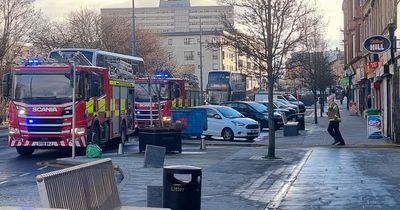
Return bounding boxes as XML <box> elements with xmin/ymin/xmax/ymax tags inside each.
<box><xmin>3</xmin><ymin>99</ymin><xmax>400</xmax><ymax>209</ymax></box>
<box><xmin>0</xmin><ymin>127</ymin><xmax>7</xmax><ymax>138</ymax></box>
<box><xmin>184</xmin><ymin>101</ymin><xmax>389</xmax><ymax>148</ymax></box>
<box><xmin>58</xmin><ymin>146</ymin><xmax>309</xmax><ymax>210</ymax></box>
<box><xmin>278</xmin><ymin>148</ymin><xmax>400</xmax><ymax>209</ymax></box>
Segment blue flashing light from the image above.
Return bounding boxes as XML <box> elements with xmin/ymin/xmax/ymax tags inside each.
<box><xmin>28</xmin><ymin>119</ymin><xmax>33</xmax><ymax>124</ymax></box>
<box><xmin>136</xmin><ymin>111</ymin><xmax>141</xmax><ymax>114</ymax></box>
<box><xmin>20</xmin><ymin>58</ymin><xmax>44</xmax><ymax>66</ymax></box>
<box><xmin>154</xmin><ymin>70</ymin><xmax>172</xmax><ymax>78</ymax></box>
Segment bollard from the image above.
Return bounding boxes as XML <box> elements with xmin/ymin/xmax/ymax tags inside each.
<box><xmin>200</xmin><ymin>138</ymin><xmax>206</xmax><ymax>150</ymax></box>
<box><xmin>118</xmin><ymin>143</ymin><xmax>123</xmax><ymax>155</ymax></box>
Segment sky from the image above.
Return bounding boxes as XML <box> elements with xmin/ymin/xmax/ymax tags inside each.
<box><xmin>34</xmin><ymin>0</ymin><xmax>343</xmax><ymax>49</ymax></box>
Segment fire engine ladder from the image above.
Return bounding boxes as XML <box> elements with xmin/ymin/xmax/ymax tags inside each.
<box><xmin>106</xmin><ymin>59</ymin><xmax>134</xmax><ymax>80</ymax></box>
<box><xmin>53</xmin><ymin>51</ymin><xmax>94</xmax><ymax>66</ymax></box>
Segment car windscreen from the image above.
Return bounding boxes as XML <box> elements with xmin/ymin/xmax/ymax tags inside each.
<box><xmin>248</xmin><ymin>102</ymin><xmax>268</xmax><ymax>113</ymax></box>
<box><xmin>217</xmin><ymin>107</ymin><xmax>244</xmax><ymax>119</ymax></box>
<box><xmin>286</xmin><ymin>95</ymin><xmax>297</xmax><ymax>101</ymax></box>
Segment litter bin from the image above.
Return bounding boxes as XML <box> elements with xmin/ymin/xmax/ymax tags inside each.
<box><xmin>296</xmin><ymin>113</ymin><xmax>305</xmax><ymax>130</ymax></box>
<box><xmin>171</xmin><ymin>108</ymin><xmax>207</xmax><ymax>139</ymax></box>
<box><xmin>163</xmin><ymin>165</ymin><xmax>202</xmax><ymax>210</ymax></box>
<box><xmin>366</xmin><ymin>109</ymin><xmax>380</xmax><ymax>116</ymax></box>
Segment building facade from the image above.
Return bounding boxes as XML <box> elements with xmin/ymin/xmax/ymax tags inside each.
<box><xmin>101</xmin><ymin>0</ymin><xmax>260</xmax><ymax>92</ymax></box>
<box><xmin>343</xmin><ymin>0</ymin><xmax>398</xmax><ymax>139</ymax></box>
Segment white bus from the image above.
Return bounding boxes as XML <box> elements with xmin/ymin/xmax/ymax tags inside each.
<box><xmin>48</xmin><ymin>48</ymin><xmax>144</xmax><ymax>74</ymax></box>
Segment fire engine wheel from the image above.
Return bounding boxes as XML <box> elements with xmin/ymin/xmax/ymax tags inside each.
<box><xmin>90</xmin><ymin>125</ymin><xmax>101</xmax><ymax>145</ymax></box>
<box><xmin>16</xmin><ymin>147</ymin><xmax>35</xmax><ymax>156</ymax></box>
<box><xmin>120</xmin><ymin>124</ymin><xmax>128</xmax><ymax>146</ymax></box>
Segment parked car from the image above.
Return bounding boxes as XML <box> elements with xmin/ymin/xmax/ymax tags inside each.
<box><xmin>274</xmin><ymin>100</ymin><xmax>297</xmax><ymax>117</ymax></box>
<box><xmin>258</xmin><ymin>101</ymin><xmax>294</xmax><ymax>121</ymax></box>
<box><xmin>196</xmin><ymin>105</ymin><xmax>260</xmax><ymax>141</ymax></box>
<box><xmin>281</xmin><ymin>94</ymin><xmax>306</xmax><ymax>113</ymax></box>
<box><xmin>276</xmin><ymin>99</ymin><xmax>300</xmax><ymax>112</ymax></box>
<box><xmin>221</xmin><ymin>101</ymin><xmax>283</xmax><ymax>130</ymax></box>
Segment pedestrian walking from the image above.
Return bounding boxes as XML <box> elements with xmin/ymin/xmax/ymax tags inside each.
<box><xmin>339</xmin><ymin>89</ymin><xmax>345</xmax><ymax>105</ymax></box>
<box><xmin>327</xmin><ymin>93</ymin><xmax>345</xmax><ymax>146</ymax></box>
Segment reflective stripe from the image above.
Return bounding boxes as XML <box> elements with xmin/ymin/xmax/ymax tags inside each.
<box><xmin>98</xmin><ymin>98</ymin><xmax>106</xmax><ymax>112</ymax></box>
<box><xmin>110</xmin><ymin>80</ymin><xmax>135</xmax><ymax>87</ymax></box>
<box><xmin>121</xmin><ymin>98</ymin><xmax>126</xmax><ymax>111</ymax></box>
<box><xmin>172</xmin><ymin>99</ymin><xmax>177</xmax><ymax>108</ymax></box>
<box><xmin>178</xmin><ymin>98</ymin><xmax>183</xmax><ymax>107</ymax></box>
<box><xmin>86</xmin><ymin>98</ymin><xmax>94</xmax><ymax>114</ymax></box>
<box><xmin>111</xmin><ymin>99</ymin><xmax>115</xmax><ymax>111</ymax></box>
<box><xmin>114</xmin><ymin>110</ymin><xmax>120</xmax><ymax>117</ymax></box>
<box><xmin>106</xmin><ymin>111</ymin><xmax>111</xmax><ymax>118</ymax></box>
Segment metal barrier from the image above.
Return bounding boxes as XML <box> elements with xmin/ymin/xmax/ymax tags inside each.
<box><xmin>36</xmin><ymin>158</ymin><xmax>121</xmax><ymax>210</ymax></box>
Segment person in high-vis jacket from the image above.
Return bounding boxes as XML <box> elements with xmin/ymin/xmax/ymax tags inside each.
<box><xmin>327</xmin><ymin>92</ymin><xmax>345</xmax><ymax>146</ymax></box>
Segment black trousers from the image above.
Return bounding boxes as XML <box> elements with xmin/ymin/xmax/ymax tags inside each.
<box><xmin>328</xmin><ymin>121</ymin><xmax>344</xmax><ymax>143</ymax></box>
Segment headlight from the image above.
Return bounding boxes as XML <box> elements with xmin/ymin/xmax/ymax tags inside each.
<box><xmin>16</xmin><ymin>106</ymin><xmax>26</xmax><ymax>115</ymax></box>
<box><xmin>9</xmin><ymin>127</ymin><xmax>20</xmax><ymax>135</ymax></box>
<box><xmin>64</xmin><ymin>106</ymin><xmax>72</xmax><ymax>115</ymax></box>
<box><xmin>232</xmin><ymin>121</ymin><xmax>245</xmax><ymax>126</ymax></box>
<box><xmin>162</xmin><ymin>116</ymin><xmax>171</xmax><ymax>122</ymax></box>
<box><xmin>72</xmin><ymin>128</ymin><xmax>85</xmax><ymax>135</ymax></box>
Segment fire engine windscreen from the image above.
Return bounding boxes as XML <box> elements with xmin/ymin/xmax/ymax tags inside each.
<box><xmin>135</xmin><ymin>82</ymin><xmax>172</xmax><ymax>102</ymax></box>
<box><xmin>13</xmin><ymin>72</ymin><xmax>80</xmax><ymax>103</ymax></box>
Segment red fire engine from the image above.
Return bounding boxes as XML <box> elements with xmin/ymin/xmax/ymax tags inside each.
<box><xmin>134</xmin><ymin>73</ymin><xmax>201</xmax><ymax>128</ymax></box>
<box><xmin>1</xmin><ymin>58</ymin><xmax>136</xmax><ymax>155</ymax></box>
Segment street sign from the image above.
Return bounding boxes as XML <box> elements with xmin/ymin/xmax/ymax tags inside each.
<box><xmin>363</xmin><ymin>35</ymin><xmax>391</xmax><ymax>53</ymax></box>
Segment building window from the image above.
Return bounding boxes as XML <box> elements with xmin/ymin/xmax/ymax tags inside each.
<box><xmin>168</xmin><ymin>39</ymin><xmax>173</xmax><ymax>45</ymax></box>
<box><xmin>212</xmin><ymin>50</ymin><xmax>218</xmax><ymax>60</ymax></box>
<box><xmin>184</xmin><ymin>51</ymin><xmax>194</xmax><ymax>61</ymax></box>
<box><xmin>184</xmin><ymin>38</ymin><xmax>195</xmax><ymax>45</ymax></box>
<box><xmin>212</xmin><ymin>63</ymin><xmax>219</xmax><ymax>70</ymax></box>
<box><xmin>168</xmin><ymin>52</ymin><xmax>173</xmax><ymax>60</ymax></box>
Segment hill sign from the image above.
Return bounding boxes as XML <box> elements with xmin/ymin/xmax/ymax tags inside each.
<box><xmin>363</xmin><ymin>35</ymin><xmax>391</xmax><ymax>53</ymax></box>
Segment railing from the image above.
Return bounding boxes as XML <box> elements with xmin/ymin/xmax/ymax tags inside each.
<box><xmin>36</xmin><ymin>158</ymin><xmax>121</xmax><ymax>210</ymax></box>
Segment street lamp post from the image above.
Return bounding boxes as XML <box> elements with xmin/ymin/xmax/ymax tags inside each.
<box><xmin>131</xmin><ymin>0</ymin><xmax>137</xmax><ymax>56</ymax></box>
<box><xmin>199</xmin><ymin>18</ymin><xmax>204</xmax><ymax>104</ymax></box>
<box><xmin>71</xmin><ymin>61</ymin><xmax>76</xmax><ymax>159</ymax></box>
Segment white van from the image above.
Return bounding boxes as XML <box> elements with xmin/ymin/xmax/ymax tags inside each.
<box><xmin>254</xmin><ymin>91</ymin><xmax>287</xmax><ymax>102</ymax></box>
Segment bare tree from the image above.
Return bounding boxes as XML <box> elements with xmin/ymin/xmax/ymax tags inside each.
<box><xmin>30</xmin><ymin>17</ymin><xmax>77</xmax><ymax>53</ymax></box>
<box><xmin>219</xmin><ymin>0</ymin><xmax>316</xmax><ymax>158</ymax></box>
<box><xmin>0</xmin><ymin>0</ymin><xmax>41</xmax><ymax>122</ymax></box>
<box><xmin>287</xmin><ymin>52</ymin><xmax>334</xmax><ymax>123</ymax></box>
<box><xmin>30</xmin><ymin>9</ymin><xmax>177</xmax><ymax>76</ymax></box>
<box><xmin>286</xmin><ymin>11</ymin><xmax>334</xmax><ymax>124</ymax></box>
<box><xmin>101</xmin><ymin>16</ymin><xmax>176</xmax><ymax>75</ymax></box>
<box><xmin>67</xmin><ymin>8</ymin><xmax>104</xmax><ymax>48</ymax></box>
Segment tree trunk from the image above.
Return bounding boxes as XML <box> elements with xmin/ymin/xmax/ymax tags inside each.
<box><xmin>314</xmin><ymin>91</ymin><xmax>318</xmax><ymax>124</ymax></box>
<box><xmin>266</xmin><ymin>0</ymin><xmax>275</xmax><ymax>159</ymax></box>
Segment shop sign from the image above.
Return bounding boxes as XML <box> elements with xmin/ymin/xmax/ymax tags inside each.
<box><xmin>368</xmin><ymin>61</ymin><xmax>379</xmax><ymax>69</ymax></box>
<box><xmin>363</xmin><ymin>35</ymin><xmax>391</xmax><ymax>53</ymax></box>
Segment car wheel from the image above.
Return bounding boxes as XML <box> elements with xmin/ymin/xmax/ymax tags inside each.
<box><xmin>222</xmin><ymin>128</ymin><xmax>234</xmax><ymax>141</ymax></box>
<box><xmin>16</xmin><ymin>147</ymin><xmax>34</xmax><ymax>156</ymax></box>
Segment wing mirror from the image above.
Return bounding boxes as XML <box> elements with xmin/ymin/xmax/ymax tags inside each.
<box><xmin>2</xmin><ymin>73</ymin><xmax>11</xmax><ymax>98</ymax></box>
